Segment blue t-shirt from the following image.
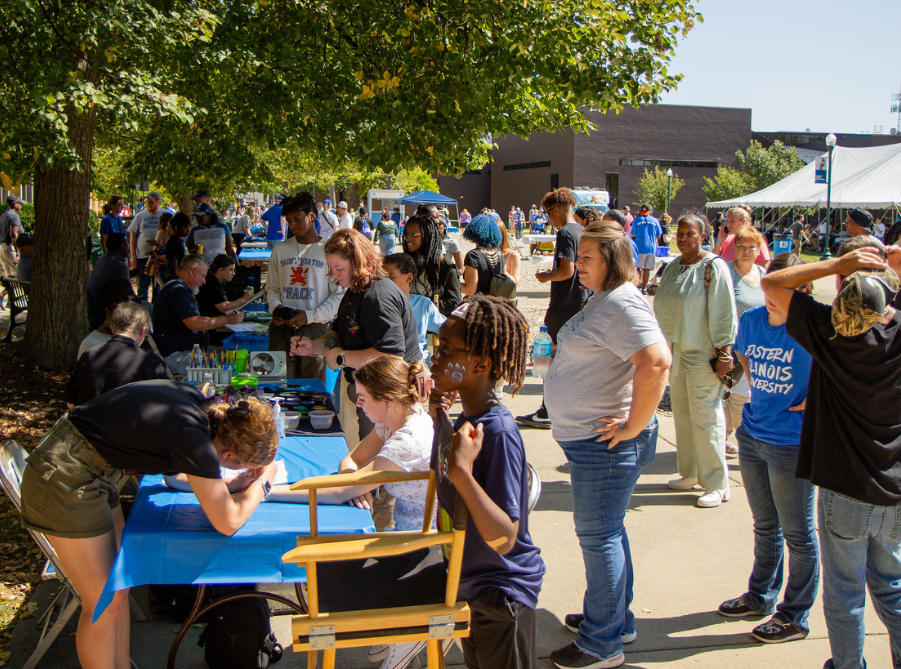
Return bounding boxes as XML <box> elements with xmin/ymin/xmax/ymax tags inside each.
<box><xmin>408</xmin><ymin>294</ymin><xmax>445</xmax><ymax>365</ymax></box>
<box><xmin>629</xmin><ymin>238</ymin><xmax>640</xmax><ymax>266</ymax></box>
<box><xmin>435</xmin><ymin>406</ymin><xmax>545</xmax><ymax>608</ymax></box>
<box><xmin>632</xmin><ymin>215</ymin><xmax>663</xmax><ymax>255</ymax></box>
<box><xmin>735</xmin><ymin>306</ymin><xmax>812</xmax><ymax>446</ymax></box>
<box><xmin>99</xmin><ymin>214</ymin><xmax>126</xmax><ymax>237</ymax></box>
<box><xmin>261</xmin><ymin>205</ymin><xmax>283</xmax><ymax>241</ymax></box>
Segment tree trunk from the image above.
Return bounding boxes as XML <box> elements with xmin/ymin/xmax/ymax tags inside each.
<box><xmin>172</xmin><ymin>191</ymin><xmax>194</xmax><ymax>216</ymax></box>
<box><xmin>23</xmin><ymin>107</ymin><xmax>97</xmax><ymax>369</ymax></box>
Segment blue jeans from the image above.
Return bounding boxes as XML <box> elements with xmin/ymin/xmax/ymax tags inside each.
<box><xmin>736</xmin><ymin>425</ymin><xmax>818</xmax><ymax>630</ymax></box>
<box><xmin>819</xmin><ymin>488</ymin><xmax>901</xmax><ymax>669</ymax></box>
<box><xmin>558</xmin><ymin>418</ymin><xmax>658</xmax><ymax>659</ymax></box>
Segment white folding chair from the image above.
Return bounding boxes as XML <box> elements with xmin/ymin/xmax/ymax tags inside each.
<box><xmin>0</xmin><ymin>440</ymin><xmax>141</xmax><ymax>669</ymax></box>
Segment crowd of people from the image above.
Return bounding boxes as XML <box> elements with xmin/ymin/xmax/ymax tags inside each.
<box><xmin>7</xmin><ymin>181</ymin><xmax>901</xmax><ymax>669</ymax></box>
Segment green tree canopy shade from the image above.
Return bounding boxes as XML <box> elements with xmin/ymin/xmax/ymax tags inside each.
<box><xmin>0</xmin><ymin>0</ymin><xmax>700</xmax><ymax>368</ymax></box>
<box><xmin>633</xmin><ymin>167</ymin><xmax>684</xmax><ymax>214</ymax></box>
<box><xmin>702</xmin><ymin>140</ymin><xmax>807</xmax><ymax>203</ymax></box>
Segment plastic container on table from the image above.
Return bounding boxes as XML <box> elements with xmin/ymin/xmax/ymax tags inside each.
<box><xmin>309</xmin><ymin>410</ymin><xmax>335</xmax><ymax>430</ymax></box>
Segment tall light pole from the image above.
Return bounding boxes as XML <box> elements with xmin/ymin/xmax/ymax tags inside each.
<box><xmin>821</xmin><ymin>133</ymin><xmax>837</xmax><ymax>260</ymax></box>
<box><xmin>666</xmin><ymin>168</ymin><xmax>673</xmax><ymax>215</ymax></box>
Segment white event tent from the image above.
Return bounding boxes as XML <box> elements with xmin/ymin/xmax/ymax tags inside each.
<box><xmin>706</xmin><ymin>143</ymin><xmax>901</xmax><ymax>213</ymax></box>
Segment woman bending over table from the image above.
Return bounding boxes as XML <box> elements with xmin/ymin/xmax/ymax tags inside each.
<box><xmin>19</xmin><ymin>381</ymin><xmax>279</xmax><ymax>669</ymax></box>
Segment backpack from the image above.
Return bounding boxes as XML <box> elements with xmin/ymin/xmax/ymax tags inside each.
<box><xmin>482</xmin><ymin>249</ymin><xmax>517</xmax><ymax>300</ymax></box>
<box><xmin>198</xmin><ymin>597</ymin><xmax>283</xmax><ymax>669</ymax></box>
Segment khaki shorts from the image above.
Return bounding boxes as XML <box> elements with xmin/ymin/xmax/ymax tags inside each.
<box><xmin>21</xmin><ymin>418</ymin><xmax>123</xmax><ymax>539</ymax></box>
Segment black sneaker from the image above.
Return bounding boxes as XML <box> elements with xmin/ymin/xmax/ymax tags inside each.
<box><xmin>718</xmin><ymin>594</ymin><xmax>773</xmax><ymax>618</ymax></box>
<box><xmin>752</xmin><ymin>617</ymin><xmax>808</xmax><ymax>644</ymax></box>
<box><xmin>564</xmin><ymin>614</ymin><xmax>635</xmax><ymax>643</ymax></box>
<box><xmin>515</xmin><ymin>411</ymin><xmax>552</xmax><ymax>429</ymax></box>
<box><xmin>550</xmin><ymin>643</ymin><xmax>623</xmax><ymax>669</ymax></box>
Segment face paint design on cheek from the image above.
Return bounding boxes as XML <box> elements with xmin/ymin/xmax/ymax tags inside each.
<box><xmin>451</xmin><ymin>371</ymin><xmax>463</xmax><ymax>383</ymax></box>
<box><xmin>444</xmin><ymin>362</ymin><xmax>452</xmax><ymax>376</ymax></box>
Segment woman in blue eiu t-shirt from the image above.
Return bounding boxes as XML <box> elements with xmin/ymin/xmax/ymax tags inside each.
<box><xmin>718</xmin><ymin>253</ymin><xmax>819</xmax><ymax>644</ymax></box>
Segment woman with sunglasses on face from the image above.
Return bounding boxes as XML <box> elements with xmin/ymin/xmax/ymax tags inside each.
<box><xmin>19</xmin><ymin>382</ymin><xmax>279</xmax><ymax>669</ymax></box>
<box><xmin>718</xmin><ymin>253</ymin><xmax>818</xmax><ymax>645</ymax></box>
<box><xmin>290</xmin><ymin>229</ymin><xmax>421</xmax><ymax>441</ymax></box>
<box><xmin>724</xmin><ymin>226</ymin><xmax>768</xmax><ymax>454</ymax></box>
<box><xmin>402</xmin><ymin>214</ymin><xmax>462</xmax><ymax>316</ymax></box>
<box><xmin>654</xmin><ymin>214</ymin><xmax>738</xmax><ymax>508</ymax></box>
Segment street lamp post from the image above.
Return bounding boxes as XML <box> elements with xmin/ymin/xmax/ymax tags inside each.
<box><xmin>821</xmin><ymin>133</ymin><xmax>837</xmax><ymax>260</ymax></box>
<box><xmin>666</xmin><ymin>168</ymin><xmax>673</xmax><ymax>215</ymax></box>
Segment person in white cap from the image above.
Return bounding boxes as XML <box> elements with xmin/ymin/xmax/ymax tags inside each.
<box><xmin>336</xmin><ymin>201</ymin><xmax>353</xmax><ymax>231</ymax></box>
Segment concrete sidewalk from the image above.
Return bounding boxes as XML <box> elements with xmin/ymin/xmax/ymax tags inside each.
<box><xmin>9</xmin><ymin>274</ymin><xmax>899</xmax><ymax>668</ymax></box>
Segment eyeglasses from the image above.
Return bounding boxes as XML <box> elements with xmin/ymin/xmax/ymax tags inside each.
<box><xmin>401</xmin><ymin>233</ymin><xmax>421</xmax><ymax>241</ymax></box>
<box><xmin>433</xmin><ymin>346</ymin><xmax>469</xmax><ymax>359</ymax></box>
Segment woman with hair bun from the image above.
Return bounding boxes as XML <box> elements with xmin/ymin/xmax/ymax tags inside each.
<box><xmin>19</xmin><ymin>380</ymin><xmax>279</xmax><ymax>669</ymax></box>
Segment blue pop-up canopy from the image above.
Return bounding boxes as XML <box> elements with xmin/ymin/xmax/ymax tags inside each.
<box><xmin>398</xmin><ymin>190</ymin><xmax>459</xmax><ymax>223</ymax></box>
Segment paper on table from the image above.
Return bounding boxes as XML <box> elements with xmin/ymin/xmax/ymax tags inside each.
<box><xmin>220</xmin><ymin>459</ymin><xmax>289</xmax><ymax>485</ymax></box>
<box><xmin>224</xmin><ymin>322</ymin><xmax>264</xmax><ymax>332</ymax></box>
<box><xmin>226</xmin><ymin>289</ymin><xmax>267</xmax><ymax>314</ymax></box>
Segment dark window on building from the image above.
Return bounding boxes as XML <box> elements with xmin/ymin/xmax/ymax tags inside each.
<box><xmin>618</xmin><ymin>159</ymin><xmax>718</xmax><ymax>168</ymax></box>
<box><xmin>550</xmin><ymin>173</ymin><xmax>559</xmax><ymax>189</ymax></box>
<box><xmin>605</xmin><ymin>174</ymin><xmax>619</xmax><ymax>200</ymax></box>
<box><xmin>503</xmin><ymin>161</ymin><xmax>551</xmax><ymax>171</ymax></box>
<box><xmin>463</xmin><ymin>169</ymin><xmax>483</xmax><ymax>175</ymax></box>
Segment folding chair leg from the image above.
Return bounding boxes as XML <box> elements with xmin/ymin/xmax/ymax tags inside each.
<box><xmin>321</xmin><ymin>648</ymin><xmax>336</xmax><ymax>669</ymax></box>
<box><xmin>22</xmin><ymin>595</ymin><xmax>80</xmax><ymax>669</ymax></box>
<box><xmin>129</xmin><ymin>593</ymin><xmax>147</xmax><ymax>622</ymax></box>
<box><xmin>307</xmin><ymin>649</ymin><xmax>319</xmax><ymax>669</ymax></box>
<box><xmin>426</xmin><ymin>639</ymin><xmax>445</xmax><ymax>668</ymax></box>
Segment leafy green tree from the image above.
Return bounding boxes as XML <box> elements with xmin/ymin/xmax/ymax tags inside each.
<box><xmin>633</xmin><ymin>167</ymin><xmax>684</xmax><ymax>214</ymax></box>
<box><xmin>0</xmin><ymin>0</ymin><xmax>700</xmax><ymax>368</ymax></box>
<box><xmin>703</xmin><ymin>140</ymin><xmax>805</xmax><ymax>202</ymax></box>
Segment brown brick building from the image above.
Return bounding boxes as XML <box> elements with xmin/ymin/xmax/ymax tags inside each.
<box><xmin>439</xmin><ymin>104</ymin><xmax>753</xmax><ymax>218</ymax></box>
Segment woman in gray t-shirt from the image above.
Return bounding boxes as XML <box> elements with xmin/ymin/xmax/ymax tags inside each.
<box><xmin>544</xmin><ymin>221</ymin><xmax>670</xmax><ymax>668</ymax></box>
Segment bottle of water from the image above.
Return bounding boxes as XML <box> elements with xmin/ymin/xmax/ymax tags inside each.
<box><xmin>531</xmin><ymin>326</ymin><xmax>553</xmax><ymax>379</ymax></box>
<box><xmin>272</xmin><ymin>398</ymin><xmax>285</xmax><ymax>439</ymax></box>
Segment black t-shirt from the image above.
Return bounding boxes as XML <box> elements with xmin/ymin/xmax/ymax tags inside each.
<box><xmin>334</xmin><ymin>277</ymin><xmax>421</xmax><ymax>381</ymax></box>
<box><xmin>197</xmin><ymin>274</ymin><xmax>228</xmax><ymax>318</ymax></box>
<box><xmin>463</xmin><ymin>248</ymin><xmax>502</xmax><ymax>296</ymax></box>
<box><xmin>786</xmin><ymin>291</ymin><xmax>901</xmax><ymax>505</ymax></box>
<box><xmin>411</xmin><ymin>256</ymin><xmax>462</xmax><ymax>317</ymax></box>
<box><xmin>66</xmin><ymin>335</ymin><xmax>170</xmax><ymax>406</ymax></box>
<box><xmin>165</xmin><ymin>235</ymin><xmax>186</xmax><ymax>268</ymax></box>
<box><xmin>151</xmin><ymin>278</ymin><xmax>206</xmax><ymax>357</ymax></box>
<box><xmin>67</xmin><ymin>380</ymin><xmax>222</xmax><ymax>478</ymax></box>
<box><xmin>550</xmin><ymin>223</ymin><xmax>588</xmax><ymax>312</ymax></box>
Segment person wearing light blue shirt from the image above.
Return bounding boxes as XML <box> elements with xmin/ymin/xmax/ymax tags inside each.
<box><xmin>382</xmin><ymin>252</ymin><xmax>445</xmax><ymax>365</ymax></box>
<box><xmin>718</xmin><ymin>253</ymin><xmax>818</xmax><ymax>645</ymax></box>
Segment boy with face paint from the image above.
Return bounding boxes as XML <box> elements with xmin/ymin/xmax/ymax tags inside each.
<box><xmin>428</xmin><ymin>296</ymin><xmax>545</xmax><ymax>669</ymax></box>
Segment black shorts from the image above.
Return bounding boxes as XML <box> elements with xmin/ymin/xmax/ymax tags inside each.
<box><xmin>462</xmin><ymin>589</ymin><xmax>537</xmax><ymax>669</ymax></box>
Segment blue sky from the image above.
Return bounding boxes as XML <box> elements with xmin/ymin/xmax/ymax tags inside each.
<box><xmin>659</xmin><ymin>0</ymin><xmax>901</xmax><ymax>134</ymax></box>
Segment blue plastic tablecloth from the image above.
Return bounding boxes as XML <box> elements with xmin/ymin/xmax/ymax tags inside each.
<box><xmin>94</xmin><ymin>435</ymin><xmax>370</xmax><ymax>620</ymax></box>
<box><xmin>239</xmin><ymin>248</ymin><xmax>272</xmax><ymax>261</ymax></box>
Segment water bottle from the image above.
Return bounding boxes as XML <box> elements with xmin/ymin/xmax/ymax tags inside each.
<box><xmin>531</xmin><ymin>326</ymin><xmax>553</xmax><ymax>379</ymax></box>
<box><xmin>272</xmin><ymin>398</ymin><xmax>285</xmax><ymax>439</ymax></box>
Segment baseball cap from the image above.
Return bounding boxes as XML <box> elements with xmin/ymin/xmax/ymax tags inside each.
<box><xmin>847</xmin><ymin>208</ymin><xmax>874</xmax><ymax>232</ymax></box>
<box><xmin>337</xmin><ymin>201</ymin><xmax>348</xmax><ymax>209</ymax></box>
<box><xmin>324</xmin><ymin>199</ymin><xmax>331</xmax><ymax>206</ymax></box>
<box><xmin>193</xmin><ymin>202</ymin><xmax>213</xmax><ymax>216</ymax></box>
<box><xmin>192</xmin><ymin>190</ymin><xmax>210</xmax><ymax>201</ymax></box>
<box><xmin>831</xmin><ymin>268</ymin><xmax>899</xmax><ymax>337</ymax></box>
<box><xmin>275</xmin><ymin>195</ymin><xmax>284</xmax><ymax>202</ymax></box>
<box><xmin>146</xmin><ymin>191</ymin><xmax>161</xmax><ymax>202</ymax></box>
<box><xmin>6</xmin><ymin>194</ymin><xmax>23</xmax><ymax>206</ymax></box>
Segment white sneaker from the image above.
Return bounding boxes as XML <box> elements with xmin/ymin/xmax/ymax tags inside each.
<box><xmin>380</xmin><ymin>641</ymin><xmax>427</xmax><ymax>669</ymax></box>
<box><xmin>697</xmin><ymin>488</ymin><xmax>730</xmax><ymax>508</ymax></box>
<box><xmin>667</xmin><ymin>476</ymin><xmax>699</xmax><ymax>491</ymax></box>
<box><xmin>369</xmin><ymin>644</ymin><xmax>389</xmax><ymax>663</ymax></box>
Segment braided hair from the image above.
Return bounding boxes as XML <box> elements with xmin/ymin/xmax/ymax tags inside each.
<box><xmin>403</xmin><ymin>214</ymin><xmax>444</xmax><ymax>295</ymax></box>
<box><xmin>453</xmin><ymin>295</ymin><xmax>529</xmax><ymax>393</ymax></box>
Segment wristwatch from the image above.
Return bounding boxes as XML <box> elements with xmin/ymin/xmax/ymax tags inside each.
<box><xmin>335</xmin><ymin>350</ymin><xmax>346</xmax><ymax>368</ymax></box>
<box><xmin>260</xmin><ymin>479</ymin><xmax>272</xmax><ymax>499</ymax></box>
